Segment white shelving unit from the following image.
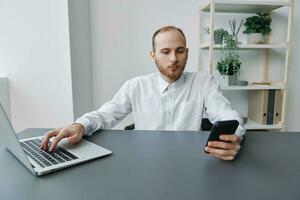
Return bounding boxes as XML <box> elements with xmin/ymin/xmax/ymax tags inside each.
<box><xmin>199</xmin><ymin>0</ymin><xmax>295</xmax><ymax>130</ymax></box>
<box><xmin>221</xmin><ymin>82</ymin><xmax>285</xmax><ymax>91</ymax></box>
<box><xmin>200</xmin><ymin>0</ymin><xmax>290</xmax><ymax>13</ymax></box>
<box><xmin>199</xmin><ymin>42</ymin><xmax>288</xmax><ymax>50</ymax></box>
<box><xmin>245</xmin><ymin>119</ymin><xmax>282</xmax><ymax>130</ymax></box>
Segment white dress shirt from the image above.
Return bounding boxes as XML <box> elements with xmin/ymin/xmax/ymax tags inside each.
<box><xmin>76</xmin><ymin>72</ymin><xmax>245</xmax><ymax>137</ymax></box>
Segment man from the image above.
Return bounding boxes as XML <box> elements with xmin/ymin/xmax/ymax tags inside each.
<box><xmin>40</xmin><ymin>26</ymin><xmax>245</xmax><ymax>160</ymax></box>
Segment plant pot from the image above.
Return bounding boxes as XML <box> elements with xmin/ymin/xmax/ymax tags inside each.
<box><xmin>247</xmin><ymin>33</ymin><xmax>264</xmax><ymax>44</ymax></box>
<box><xmin>217</xmin><ymin>75</ymin><xmax>228</xmax><ymax>87</ymax></box>
<box><xmin>228</xmin><ymin>74</ymin><xmax>238</xmax><ymax>85</ymax></box>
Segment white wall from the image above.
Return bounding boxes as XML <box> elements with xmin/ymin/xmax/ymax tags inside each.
<box><xmin>0</xmin><ymin>0</ymin><xmax>298</xmax><ymax>132</ymax></box>
<box><xmin>89</xmin><ymin>0</ymin><xmax>201</xmax><ymax>129</ymax></box>
<box><xmin>89</xmin><ymin>0</ymin><xmax>300</xmax><ymax>131</ymax></box>
<box><xmin>0</xmin><ymin>0</ymin><xmax>74</xmax><ymax>132</ymax></box>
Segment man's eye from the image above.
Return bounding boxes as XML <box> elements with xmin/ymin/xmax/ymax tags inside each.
<box><xmin>162</xmin><ymin>51</ymin><xmax>170</xmax><ymax>54</ymax></box>
<box><xmin>176</xmin><ymin>50</ymin><xmax>185</xmax><ymax>54</ymax></box>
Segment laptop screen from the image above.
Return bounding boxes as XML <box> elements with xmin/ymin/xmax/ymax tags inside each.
<box><xmin>0</xmin><ymin>103</ymin><xmax>36</xmax><ymax>174</ymax></box>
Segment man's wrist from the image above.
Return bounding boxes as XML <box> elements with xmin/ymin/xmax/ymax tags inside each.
<box><xmin>71</xmin><ymin>123</ymin><xmax>85</xmax><ymax>136</ymax></box>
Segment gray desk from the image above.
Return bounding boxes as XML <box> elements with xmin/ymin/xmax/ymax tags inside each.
<box><xmin>0</xmin><ymin>129</ymin><xmax>300</xmax><ymax>200</ymax></box>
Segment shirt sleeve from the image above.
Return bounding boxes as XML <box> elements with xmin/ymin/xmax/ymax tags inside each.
<box><xmin>204</xmin><ymin>75</ymin><xmax>246</xmax><ymax>138</ymax></box>
<box><xmin>75</xmin><ymin>80</ymin><xmax>132</xmax><ymax>136</ymax></box>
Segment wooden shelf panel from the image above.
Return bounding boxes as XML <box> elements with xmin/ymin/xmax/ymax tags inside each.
<box><xmin>199</xmin><ymin>42</ymin><xmax>288</xmax><ymax>50</ymax></box>
<box><xmin>245</xmin><ymin>119</ymin><xmax>282</xmax><ymax>130</ymax></box>
<box><xmin>200</xmin><ymin>0</ymin><xmax>290</xmax><ymax>13</ymax></box>
<box><xmin>221</xmin><ymin>83</ymin><xmax>286</xmax><ymax>90</ymax></box>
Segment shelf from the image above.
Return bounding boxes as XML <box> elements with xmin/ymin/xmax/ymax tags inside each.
<box><xmin>199</xmin><ymin>42</ymin><xmax>288</xmax><ymax>50</ymax></box>
<box><xmin>221</xmin><ymin>83</ymin><xmax>286</xmax><ymax>90</ymax></box>
<box><xmin>200</xmin><ymin>0</ymin><xmax>290</xmax><ymax>13</ymax></box>
<box><xmin>245</xmin><ymin>119</ymin><xmax>282</xmax><ymax>130</ymax></box>
<box><xmin>199</xmin><ymin>0</ymin><xmax>293</xmax><ymax>131</ymax></box>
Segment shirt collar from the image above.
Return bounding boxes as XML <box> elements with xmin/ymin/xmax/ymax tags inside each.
<box><xmin>157</xmin><ymin>72</ymin><xmax>186</xmax><ymax>93</ymax></box>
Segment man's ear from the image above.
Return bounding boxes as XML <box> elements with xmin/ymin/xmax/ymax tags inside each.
<box><xmin>186</xmin><ymin>48</ymin><xmax>189</xmax><ymax>60</ymax></box>
<box><xmin>150</xmin><ymin>51</ymin><xmax>156</xmax><ymax>62</ymax></box>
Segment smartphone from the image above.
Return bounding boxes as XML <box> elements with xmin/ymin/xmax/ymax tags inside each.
<box><xmin>204</xmin><ymin>120</ymin><xmax>239</xmax><ymax>152</ymax></box>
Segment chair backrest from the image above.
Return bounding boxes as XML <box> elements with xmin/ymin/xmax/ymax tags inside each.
<box><xmin>124</xmin><ymin>118</ymin><xmax>213</xmax><ymax>131</ymax></box>
<box><xmin>201</xmin><ymin>118</ymin><xmax>213</xmax><ymax>131</ymax></box>
<box><xmin>124</xmin><ymin>124</ymin><xmax>135</xmax><ymax>130</ymax></box>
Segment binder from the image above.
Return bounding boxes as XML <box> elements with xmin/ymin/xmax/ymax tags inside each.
<box><xmin>274</xmin><ymin>90</ymin><xmax>283</xmax><ymax>124</ymax></box>
<box><xmin>248</xmin><ymin>90</ymin><xmax>282</xmax><ymax>125</ymax></box>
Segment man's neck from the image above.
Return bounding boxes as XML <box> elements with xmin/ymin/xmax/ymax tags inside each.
<box><xmin>159</xmin><ymin>73</ymin><xmax>183</xmax><ymax>84</ymax></box>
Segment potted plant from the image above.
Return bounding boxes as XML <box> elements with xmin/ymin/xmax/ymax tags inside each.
<box><xmin>222</xmin><ymin>33</ymin><xmax>237</xmax><ymax>49</ymax></box>
<box><xmin>243</xmin><ymin>13</ymin><xmax>272</xmax><ymax>44</ymax></box>
<box><xmin>216</xmin><ymin>51</ymin><xmax>241</xmax><ymax>85</ymax></box>
<box><xmin>216</xmin><ymin>31</ymin><xmax>241</xmax><ymax>86</ymax></box>
<box><xmin>214</xmin><ymin>28</ymin><xmax>229</xmax><ymax>44</ymax></box>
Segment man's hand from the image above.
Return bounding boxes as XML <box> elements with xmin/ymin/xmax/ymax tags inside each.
<box><xmin>40</xmin><ymin>123</ymin><xmax>85</xmax><ymax>152</ymax></box>
<box><xmin>205</xmin><ymin>134</ymin><xmax>241</xmax><ymax>161</ymax></box>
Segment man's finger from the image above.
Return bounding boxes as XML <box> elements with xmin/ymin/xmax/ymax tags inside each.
<box><xmin>205</xmin><ymin>146</ymin><xmax>237</xmax><ymax>157</ymax></box>
<box><xmin>208</xmin><ymin>141</ymin><xmax>238</xmax><ymax>150</ymax></box>
<box><xmin>219</xmin><ymin>134</ymin><xmax>240</xmax><ymax>143</ymax></box>
<box><xmin>49</xmin><ymin>130</ymin><xmax>71</xmax><ymax>152</ymax></box>
<box><xmin>209</xmin><ymin>152</ymin><xmax>235</xmax><ymax>161</ymax></box>
<box><xmin>40</xmin><ymin>130</ymin><xmax>59</xmax><ymax>151</ymax></box>
<box><xmin>205</xmin><ymin>147</ymin><xmax>236</xmax><ymax>160</ymax></box>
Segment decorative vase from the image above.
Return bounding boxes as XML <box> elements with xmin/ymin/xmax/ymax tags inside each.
<box><xmin>247</xmin><ymin>33</ymin><xmax>264</xmax><ymax>44</ymax></box>
<box><xmin>228</xmin><ymin>74</ymin><xmax>238</xmax><ymax>85</ymax></box>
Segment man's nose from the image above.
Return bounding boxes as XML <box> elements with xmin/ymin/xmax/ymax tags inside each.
<box><xmin>169</xmin><ymin>52</ymin><xmax>177</xmax><ymax>63</ymax></box>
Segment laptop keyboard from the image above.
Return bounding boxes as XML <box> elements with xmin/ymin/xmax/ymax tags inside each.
<box><xmin>20</xmin><ymin>138</ymin><xmax>78</xmax><ymax>168</ymax></box>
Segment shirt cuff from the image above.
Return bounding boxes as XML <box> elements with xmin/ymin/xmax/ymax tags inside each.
<box><xmin>75</xmin><ymin>117</ymin><xmax>95</xmax><ymax>136</ymax></box>
<box><xmin>235</xmin><ymin>124</ymin><xmax>246</xmax><ymax>140</ymax></box>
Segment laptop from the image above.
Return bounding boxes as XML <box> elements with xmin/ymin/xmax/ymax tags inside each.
<box><xmin>0</xmin><ymin>103</ymin><xmax>112</xmax><ymax>176</ymax></box>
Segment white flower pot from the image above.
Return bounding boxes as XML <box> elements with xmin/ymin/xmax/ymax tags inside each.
<box><xmin>216</xmin><ymin>74</ymin><xmax>238</xmax><ymax>87</ymax></box>
<box><xmin>247</xmin><ymin>33</ymin><xmax>265</xmax><ymax>44</ymax></box>
<box><xmin>228</xmin><ymin>74</ymin><xmax>238</xmax><ymax>85</ymax></box>
<box><xmin>216</xmin><ymin>75</ymin><xmax>228</xmax><ymax>87</ymax></box>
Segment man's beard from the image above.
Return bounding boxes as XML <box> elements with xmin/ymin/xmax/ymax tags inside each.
<box><xmin>156</xmin><ymin>61</ymin><xmax>186</xmax><ymax>82</ymax></box>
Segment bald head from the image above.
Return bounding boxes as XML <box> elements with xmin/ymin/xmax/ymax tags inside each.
<box><xmin>152</xmin><ymin>26</ymin><xmax>186</xmax><ymax>52</ymax></box>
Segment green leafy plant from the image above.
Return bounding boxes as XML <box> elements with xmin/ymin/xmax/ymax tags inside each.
<box><xmin>214</xmin><ymin>28</ymin><xmax>229</xmax><ymax>44</ymax></box>
<box><xmin>229</xmin><ymin>19</ymin><xmax>244</xmax><ymax>43</ymax></box>
<box><xmin>243</xmin><ymin>13</ymin><xmax>272</xmax><ymax>35</ymax></box>
<box><xmin>222</xmin><ymin>33</ymin><xmax>237</xmax><ymax>49</ymax></box>
<box><xmin>216</xmin><ymin>30</ymin><xmax>241</xmax><ymax>76</ymax></box>
<box><xmin>216</xmin><ymin>51</ymin><xmax>241</xmax><ymax>76</ymax></box>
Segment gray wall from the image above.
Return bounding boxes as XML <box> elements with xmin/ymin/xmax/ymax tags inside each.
<box><xmin>286</xmin><ymin>0</ymin><xmax>300</xmax><ymax>131</ymax></box>
<box><xmin>68</xmin><ymin>0</ymin><xmax>93</xmax><ymax>119</ymax></box>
